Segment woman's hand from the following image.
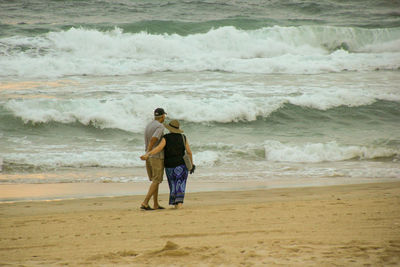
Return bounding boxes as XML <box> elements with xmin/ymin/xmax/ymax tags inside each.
<box><xmin>190</xmin><ymin>164</ymin><xmax>196</xmax><ymax>174</ymax></box>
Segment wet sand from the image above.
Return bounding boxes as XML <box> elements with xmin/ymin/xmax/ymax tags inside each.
<box><xmin>1</xmin><ymin>181</ymin><xmax>399</xmax><ymax>266</ymax></box>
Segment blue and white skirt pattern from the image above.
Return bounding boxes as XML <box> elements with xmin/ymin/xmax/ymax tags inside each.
<box><xmin>165</xmin><ymin>165</ymin><xmax>188</xmax><ymax>205</ymax></box>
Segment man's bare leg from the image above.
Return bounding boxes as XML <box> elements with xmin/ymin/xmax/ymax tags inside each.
<box><xmin>153</xmin><ymin>183</ymin><xmax>160</xmax><ymax>209</ymax></box>
<box><xmin>142</xmin><ymin>182</ymin><xmax>159</xmax><ymax>208</ymax></box>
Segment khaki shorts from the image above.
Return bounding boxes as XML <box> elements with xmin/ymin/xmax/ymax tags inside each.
<box><xmin>146</xmin><ymin>157</ymin><xmax>164</xmax><ymax>184</ymax></box>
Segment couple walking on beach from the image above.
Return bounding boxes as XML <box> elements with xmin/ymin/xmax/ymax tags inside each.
<box><xmin>140</xmin><ymin>108</ymin><xmax>195</xmax><ymax>210</ymax></box>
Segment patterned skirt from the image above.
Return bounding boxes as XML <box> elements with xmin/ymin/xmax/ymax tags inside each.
<box><xmin>165</xmin><ymin>165</ymin><xmax>188</xmax><ymax>205</ymax></box>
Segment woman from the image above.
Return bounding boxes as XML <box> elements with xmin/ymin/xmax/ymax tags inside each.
<box><xmin>141</xmin><ymin>120</ymin><xmax>195</xmax><ymax>209</ymax></box>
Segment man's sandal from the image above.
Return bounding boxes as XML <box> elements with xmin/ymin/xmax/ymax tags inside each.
<box><xmin>140</xmin><ymin>204</ymin><xmax>154</xmax><ymax>210</ymax></box>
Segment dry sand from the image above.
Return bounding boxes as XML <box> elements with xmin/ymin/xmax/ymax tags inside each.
<box><xmin>1</xmin><ymin>181</ymin><xmax>400</xmax><ymax>266</ymax></box>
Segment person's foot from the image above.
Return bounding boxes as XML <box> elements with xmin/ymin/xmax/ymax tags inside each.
<box><xmin>140</xmin><ymin>203</ymin><xmax>154</xmax><ymax>210</ymax></box>
<box><xmin>175</xmin><ymin>203</ymin><xmax>183</xmax><ymax>209</ymax></box>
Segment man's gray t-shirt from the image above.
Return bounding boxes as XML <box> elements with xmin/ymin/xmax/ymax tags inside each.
<box><xmin>144</xmin><ymin>120</ymin><xmax>164</xmax><ymax>158</ymax></box>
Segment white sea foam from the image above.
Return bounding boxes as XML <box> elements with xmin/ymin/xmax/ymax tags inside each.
<box><xmin>3</xmin><ymin>140</ymin><xmax>396</xmax><ymax>171</ymax></box>
<box><xmin>4</xmin><ymin>97</ymin><xmax>147</xmax><ymax>132</ymax></box>
<box><xmin>5</xmin><ymin>151</ymin><xmax>144</xmax><ymax>168</ymax></box>
<box><xmin>286</xmin><ymin>86</ymin><xmax>379</xmax><ymax>110</ymax></box>
<box><xmin>3</xmin><ymin>84</ymin><xmax>400</xmax><ymax>130</ymax></box>
<box><xmin>4</xmin><ymin>94</ymin><xmax>282</xmax><ymax>131</ymax></box>
<box><xmin>193</xmin><ymin>151</ymin><xmax>220</xmax><ymax>167</ymax></box>
<box><xmin>1</xmin><ymin>139</ymin><xmax>399</xmax><ymax>183</ymax></box>
<box><xmin>1</xmin><ymin>26</ymin><xmax>399</xmax><ymax>78</ymax></box>
<box><xmin>2</xmin><ymin>149</ymin><xmax>217</xmax><ymax>170</ymax></box>
<box><xmin>264</xmin><ymin>140</ymin><xmax>398</xmax><ymax>163</ymax></box>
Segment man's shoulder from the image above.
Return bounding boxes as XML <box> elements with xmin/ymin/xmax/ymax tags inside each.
<box><xmin>145</xmin><ymin>120</ymin><xmax>164</xmax><ymax>134</ymax></box>
<box><xmin>146</xmin><ymin>120</ymin><xmax>155</xmax><ymax>126</ymax></box>
<box><xmin>146</xmin><ymin>120</ymin><xmax>160</xmax><ymax>128</ymax></box>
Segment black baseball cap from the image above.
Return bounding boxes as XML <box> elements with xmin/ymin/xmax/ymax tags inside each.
<box><xmin>154</xmin><ymin>108</ymin><xmax>167</xmax><ymax>116</ymax></box>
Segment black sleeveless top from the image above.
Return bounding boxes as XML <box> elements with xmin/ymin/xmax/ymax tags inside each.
<box><xmin>163</xmin><ymin>133</ymin><xmax>186</xmax><ymax>168</ymax></box>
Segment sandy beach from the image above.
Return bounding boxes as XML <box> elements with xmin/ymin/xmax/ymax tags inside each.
<box><xmin>1</xmin><ymin>181</ymin><xmax>399</xmax><ymax>266</ymax></box>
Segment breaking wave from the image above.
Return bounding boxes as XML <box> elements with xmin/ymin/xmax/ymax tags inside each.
<box><xmin>1</xmin><ymin>26</ymin><xmax>399</xmax><ymax>78</ymax></box>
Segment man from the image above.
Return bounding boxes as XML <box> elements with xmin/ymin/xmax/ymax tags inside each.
<box><xmin>141</xmin><ymin>108</ymin><xmax>167</xmax><ymax>210</ymax></box>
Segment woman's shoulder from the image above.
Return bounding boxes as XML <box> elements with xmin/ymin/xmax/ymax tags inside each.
<box><xmin>164</xmin><ymin>133</ymin><xmax>178</xmax><ymax>140</ymax></box>
<box><xmin>165</xmin><ymin>133</ymin><xmax>182</xmax><ymax>136</ymax></box>
<box><xmin>164</xmin><ymin>133</ymin><xmax>184</xmax><ymax>141</ymax></box>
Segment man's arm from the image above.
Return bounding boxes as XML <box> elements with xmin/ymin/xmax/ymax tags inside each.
<box><xmin>147</xmin><ymin>125</ymin><xmax>164</xmax><ymax>152</ymax></box>
<box><xmin>147</xmin><ymin>137</ymin><xmax>159</xmax><ymax>152</ymax></box>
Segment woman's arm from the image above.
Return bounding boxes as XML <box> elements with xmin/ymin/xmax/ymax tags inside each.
<box><xmin>140</xmin><ymin>138</ymin><xmax>166</xmax><ymax>160</ymax></box>
<box><xmin>185</xmin><ymin>137</ymin><xmax>193</xmax><ymax>165</ymax></box>
<box><xmin>185</xmin><ymin>137</ymin><xmax>196</xmax><ymax>173</ymax></box>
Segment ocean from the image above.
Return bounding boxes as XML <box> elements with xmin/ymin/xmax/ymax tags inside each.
<box><xmin>1</xmin><ymin>0</ymin><xmax>400</xmax><ymax>199</ymax></box>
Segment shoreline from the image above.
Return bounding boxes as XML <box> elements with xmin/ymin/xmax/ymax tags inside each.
<box><xmin>1</xmin><ymin>177</ymin><xmax>398</xmax><ymax>203</ymax></box>
<box><xmin>1</xmin><ymin>181</ymin><xmax>399</xmax><ymax>266</ymax></box>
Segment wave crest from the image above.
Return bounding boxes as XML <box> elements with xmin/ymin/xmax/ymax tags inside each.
<box><xmin>264</xmin><ymin>140</ymin><xmax>399</xmax><ymax>163</ymax></box>
<box><xmin>2</xmin><ymin>95</ymin><xmax>400</xmax><ymax>131</ymax></box>
<box><xmin>1</xmin><ymin>26</ymin><xmax>399</xmax><ymax>77</ymax></box>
